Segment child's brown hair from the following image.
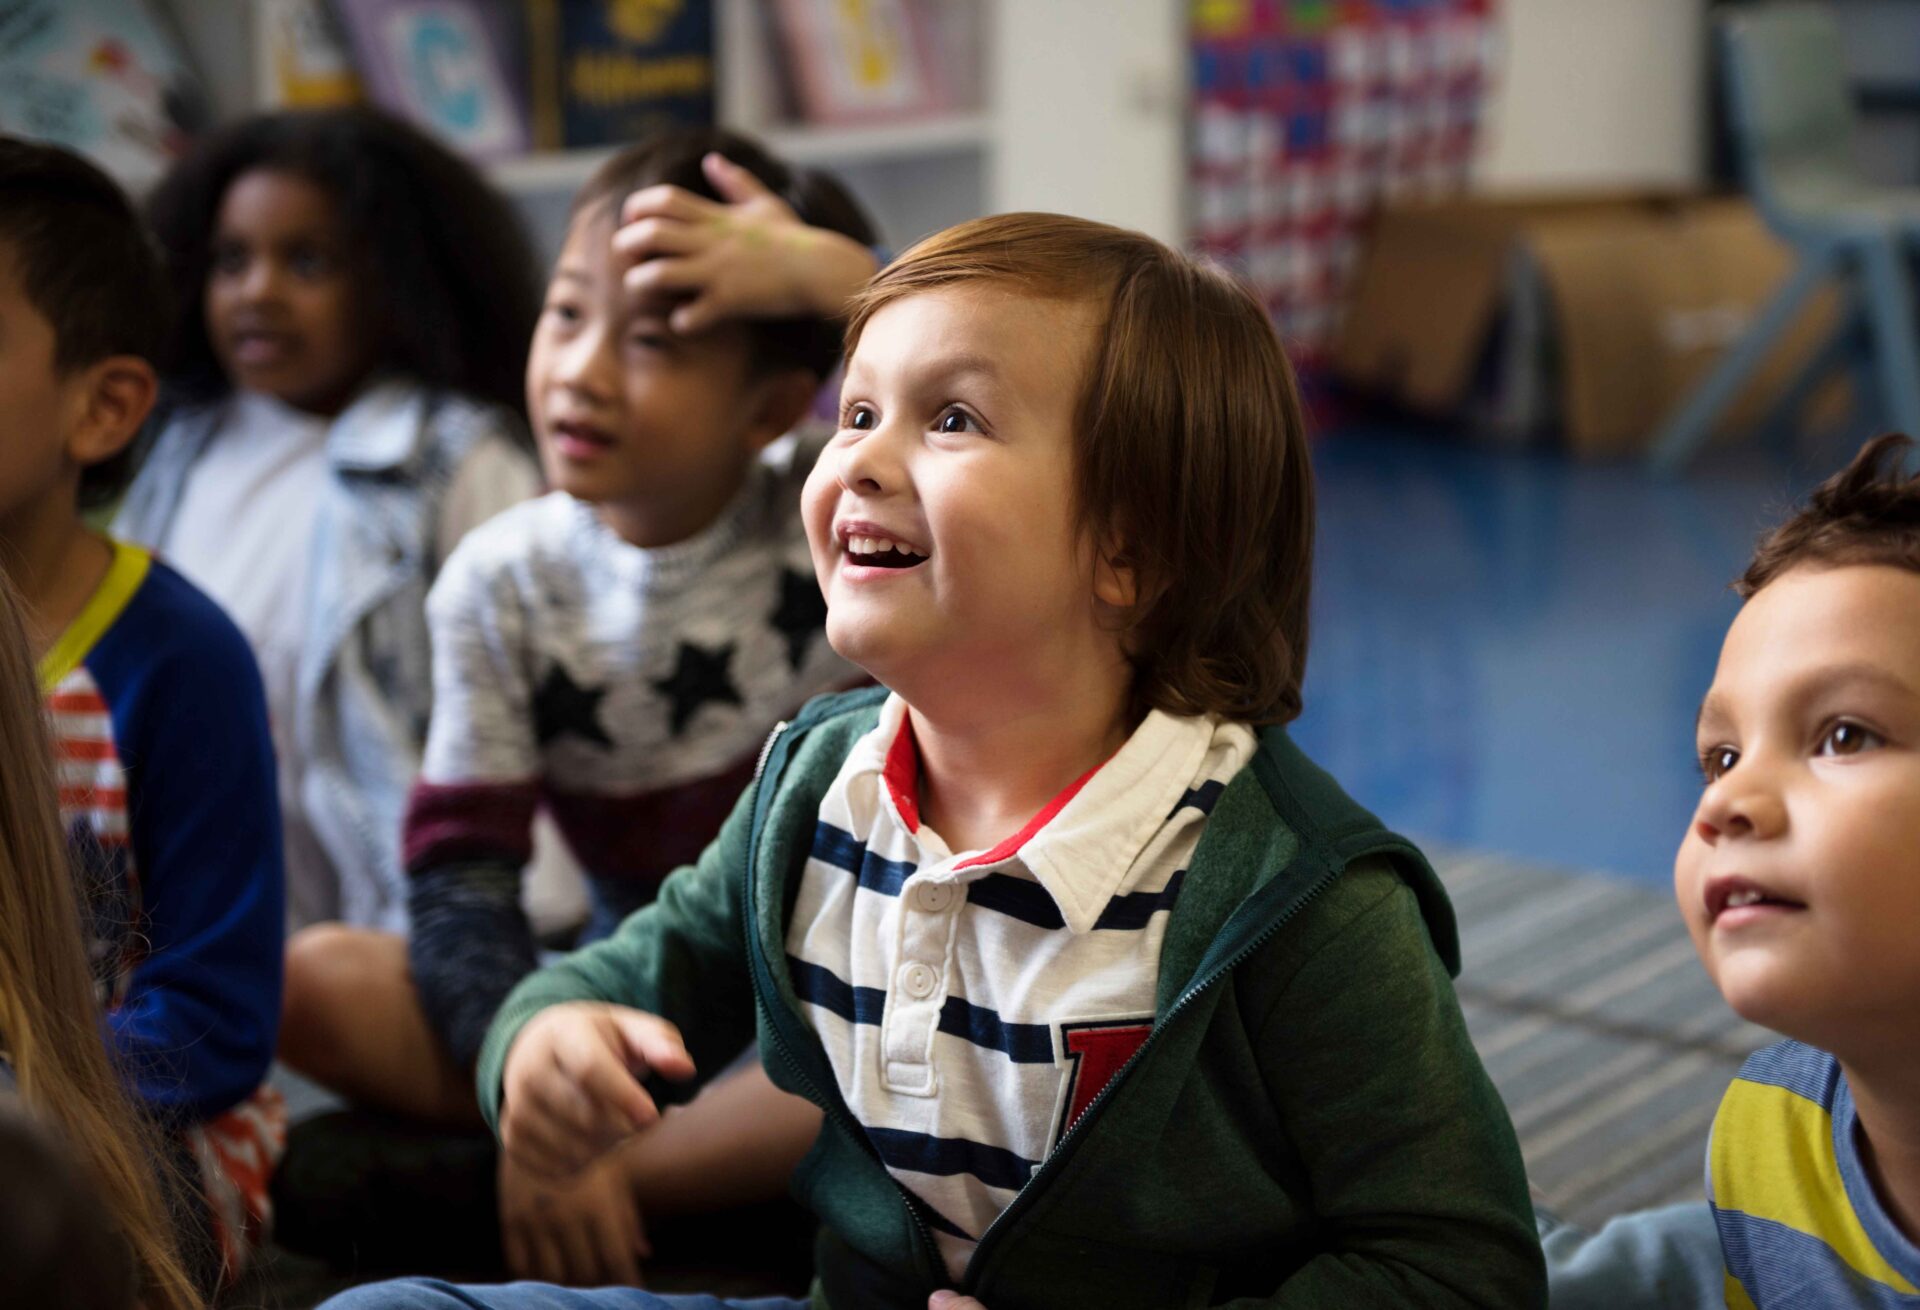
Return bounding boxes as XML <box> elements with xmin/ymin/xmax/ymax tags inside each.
<box><xmin>1738</xmin><ymin>433</ymin><xmax>1920</xmax><ymax>597</ymax></box>
<box><xmin>844</xmin><ymin>212</ymin><xmax>1314</xmax><ymax>724</ymax></box>
<box><xmin>0</xmin><ymin>578</ymin><xmax>200</xmax><ymax>1310</ymax></box>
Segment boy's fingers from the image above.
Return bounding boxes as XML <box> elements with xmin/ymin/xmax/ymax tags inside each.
<box><xmin>630</xmin><ymin>1205</ymin><xmax>654</xmax><ymax>1261</ymax></box>
<box><xmin>572</xmin><ymin>1053</ymin><xmax>658</xmax><ymax>1135</ymax></box>
<box><xmin>668</xmin><ymin>295</ymin><xmax>721</xmax><ymax>337</ymax></box>
<box><xmin>619</xmin><ymin>183</ymin><xmax>716</xmax><ymax>227</ymax></box>
<box><xmin>531</xmin><ymin>1227</ymin><xmax>568</xmax><ymax>1285</ymax></box>
<box><xmin>703</xmin><ymin>151</ymin><xmax>778</xmax><ymax>205</ymax></box>
<box><xmin>611</xmin><ymin>215</ymin><xmax>707</xmax><ymax>261</ymax></box>
<box><xmin>505</xmin><ymin>1099</ymin><xmax>595</xmax><ymax>1177</ymax></box>
<box><xmin>555</xmin><ymin>1216</ymin><xmax>598</xmax><ymax>1286</ymax></box>
<box><xmin>533</xmin><ymin>1054</ymin><xmax>612</xmax><ymax>1139</ymax></box>
<box><xmin>612</xmin><ymin>1010</ymin><xmax>696</xmax><ymax>1083</ymax></box>
<box><xmin>502</xmin><ymin>1219</ymin><xmax>530</xmax><ymax>1279</ymax></box>
<box><xmin>623</xmin><ymin>255</ymin><xmax>706</xmax><ymax>298</ymax></box>
<box><xmin>595</xmin><ymin>1204</ymin><xmax>643</xmax><ymax>1286</ymax></box>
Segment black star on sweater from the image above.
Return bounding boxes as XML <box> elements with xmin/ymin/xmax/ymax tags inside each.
<box><xmin>769</xmin><ymin>567</ymin><xmax>827</xmax><ymax>671</ymax></box>
<box><xmin>533</xmin><ymin>664</ymin><xmax>614</xmax><ymax>748</ymax></box>
<box><xmin>652</xmin><ymin>641</ymin><xmax>743</xmax><ymax>737</ymax></box>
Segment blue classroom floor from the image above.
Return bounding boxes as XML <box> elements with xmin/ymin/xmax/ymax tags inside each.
<box><xmin>1292</xmin><ymin>426</ymin><xmax>1828</xmax><ymax>890</ymax></box>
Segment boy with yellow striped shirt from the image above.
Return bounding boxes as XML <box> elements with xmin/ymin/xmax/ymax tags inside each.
<box><xmin>1676</xmin><ymin>434</ymin><xmax>1920</xmax><ymax>1306</ymax></box>
<box><xmin>0</xmin><ymin>136</ymin><xmax>285</xmax><ymax>1292</ymax></box>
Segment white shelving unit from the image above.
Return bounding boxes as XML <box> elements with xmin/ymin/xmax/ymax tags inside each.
<box><xmin>157</xmin><ymin>0</ymin><xmax>1186</xmax><ymax>261</ymax></box>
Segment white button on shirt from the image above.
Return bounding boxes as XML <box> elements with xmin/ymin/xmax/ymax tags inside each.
<box><xmin>786</xmin><ymin>693</ymin><xmax>1256</xmax><ymax>1279</ymax></box>
<box><xmin>901</xmin><ymin>961</ymin><xmax>939</xmax><ymax>999</ymax></box>
<box><xmin>913</xmin><ymin>881</ymin><xmax>955</xmax><ymax>913</ymax></box>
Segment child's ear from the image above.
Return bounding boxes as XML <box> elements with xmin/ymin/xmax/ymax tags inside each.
<box><xmin>1093</xmin><ymin>545</ymin><xmax>1138</xmax><ymax>611</ymax></box>
<box><xmin>64</xmin><ymin>355</ymin><xmax>158</xmax><ymax>468</ymax></box>
<box><xmin>745</xmin><ymin>368</ymin><xmax>822</xmax><ymax>450</ymax></box>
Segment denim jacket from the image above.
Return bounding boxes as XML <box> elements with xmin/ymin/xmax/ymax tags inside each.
<box><xmin>117</xmin><ymin>381</ymin><xmax>535</xmax><ymax>931</ymax></box>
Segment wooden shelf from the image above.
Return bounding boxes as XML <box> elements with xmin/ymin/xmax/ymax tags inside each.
<box><xmin>488</xmin><ymin>113</ymin><xmax>991</xmax><ymax>194</ymax></box>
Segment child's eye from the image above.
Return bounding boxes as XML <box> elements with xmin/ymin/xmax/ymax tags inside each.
<box><xmin>935</xmin><ymin>407</ymin><xmax>981</xmax><ymax>435</ymax></box>
<box><xmin>1817</xmin><ymin>720</ymin><xmax>1885</xmax><ymax>758</ymax></box>
<box><xmin>544</xmin><ymin>301</ymin><xmax>581</xmax><ymax>325</ymax></box>
<box><xmin>286</xmin><ymin>245</ymin><xmax>334</xmax><ymax>279</ymax></box>
<box><xmin>211</xmin><ymin>241</ymin><xmax>248</xmax><ymax>276</ymax></box>
<box><xmin>842</xmin><ymin>404</ymin><xmax>876</xmax><ymax>431</ymax></box>
<box><xmin>1699</xmin><ymin>745</ymin><xmax>1738</xmax><ymax>783</ymax></box>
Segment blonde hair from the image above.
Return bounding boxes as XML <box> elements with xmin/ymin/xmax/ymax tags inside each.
<box><xmin>0</xmin><ymin>576</ymin><xmax>201</xmax><ymax>1310</ymax></box>
<box><xmin>846</xmin><ymin>213</ymin><xmax>1315</xmax><ymax>724</ymax></box>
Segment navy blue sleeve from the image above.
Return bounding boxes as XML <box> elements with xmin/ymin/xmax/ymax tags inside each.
<box><xmin>406</xmin><ymin>859</ymin><xmax>541</xmax><ymax>1069</ymax></box>
<box><xmin>89</xmin><ymin>564</ymin><xmax>285</xmax><ymax>1122</ymax></box>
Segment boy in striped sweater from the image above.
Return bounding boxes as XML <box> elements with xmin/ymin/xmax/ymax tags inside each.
<box><xmin>328</xmin><ymin>214</ymin><xmax>1543</xmax><ymax>1310</ymax></box>
<box><xmin>0</xmin><ymin>137</ymin><xmax>284</xmax><ymax>1290</ymax></box>
<box><xmin>1673</xmin><ymin>434</ymin><xmax>1920</xmax><ymax>1306</ymax></box>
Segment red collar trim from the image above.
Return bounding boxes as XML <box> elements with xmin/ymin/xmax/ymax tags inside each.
<box><xmin>954</xmin><ymin>761</ymin><xmax>1101</xmax><ymax>871</ymax></box>
<box><xmin>883</xmin><ymin>711</ymin><xmax>1109</xmax><ymax>864</ymax></box>
<box><xmin>882</xmin><ymin>712</ymin><xmax>922</xmax><ymax>833</ymax></box>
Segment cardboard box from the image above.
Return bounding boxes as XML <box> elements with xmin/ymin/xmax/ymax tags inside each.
<box><xmin>1330</xmin><ymin>193</ymin><xmax>1840</xmax><ymax>456</ymax></box>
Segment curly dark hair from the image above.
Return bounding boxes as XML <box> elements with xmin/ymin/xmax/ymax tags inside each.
<box><xmin>0</xmin><ymin>136</ymin><xmax>170</xmax><ymax>509</ymax></box>
<box><xmin>145</xmin><ymin>108</ymin><xmax>540</xmax><ymax>426</ymax></box>
<box><xmin>571</xmin><ymin>126</ymin><xmax>877</xmax><ymax>379</ymax></box>
<box><xmin>1738</xmin><ymin>433</ymin><xmax>1920</xmax><ymax>597</ymax></box>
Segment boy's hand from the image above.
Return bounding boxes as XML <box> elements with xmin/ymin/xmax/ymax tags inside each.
<box><xmin>614</xmin><ymin>151</ymin><xmax>878</xmax><ymax>334</ymax></box>
<box><xmin>929</xmin><ymin>1294</ymin><xmax>987</xmax><ymax>1310</ymax></box>
<box><xmin>499</xmin><ymin>1148</ymin><xmax>651</xmax><ymax>1286</ymax></box>
<box><xmin>499</xmin><ymin>1002</ymin><xmax>695</xmax><ymax>1179</ymax></box>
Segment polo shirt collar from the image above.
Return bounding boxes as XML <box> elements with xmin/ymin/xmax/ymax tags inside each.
<box><xmin>862</xmin><ymin>692</ymin><xmax>1217</xmax><ymax>933</ymax></box>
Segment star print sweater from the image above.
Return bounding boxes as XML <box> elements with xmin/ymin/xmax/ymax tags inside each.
<box><xmin>404</xmin><ymin>434</ymin><xmax>858</xmax><ymax>1066</ymax></box>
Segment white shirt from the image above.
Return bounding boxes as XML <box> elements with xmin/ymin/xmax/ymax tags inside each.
<box><xmin>786</xmin><ymin>693</ymin><xmax>1256</xmax><ymax>1277</ymax></box>
<box><xmin>159</xmin><ymin>388</ymin><xmax>538</xmax><ymax>927</ymax></box>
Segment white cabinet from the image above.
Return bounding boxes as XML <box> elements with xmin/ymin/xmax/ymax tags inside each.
<box><xmin>155</xmin><ymin>0</ymin><xmax>1189</xmax><ymax>257</ymax></box>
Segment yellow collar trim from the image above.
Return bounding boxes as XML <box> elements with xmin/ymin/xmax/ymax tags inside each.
<box><xmin>36</xmin><ymin>541</ymin><xmax>151</xmax><ymax>694</ymax></box>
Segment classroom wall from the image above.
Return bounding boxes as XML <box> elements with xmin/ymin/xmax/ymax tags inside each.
<box><xmin>1474</xmin><ymin>0</ymin><xmax>1708</xmax><ymax>192</ymax></box>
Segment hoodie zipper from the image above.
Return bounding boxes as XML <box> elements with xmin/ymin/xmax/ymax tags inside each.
<box><xmin>741</xmin><ymin>718</ymin><xmax>946</xmax><ymax>1285</ymax></box>
<box><xmin>958</xmin><ymin>858</ymin><xmax>1345</xmax><ymax>1292</ymax></box>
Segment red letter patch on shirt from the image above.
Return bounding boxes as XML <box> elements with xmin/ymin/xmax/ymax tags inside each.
<box><xmin>1053</xmin><ymin>1018</ymin><xmax>1152</xmax><ymax>1147</ymax></box>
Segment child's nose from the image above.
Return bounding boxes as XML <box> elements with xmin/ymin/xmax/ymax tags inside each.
<box><xmin>238</xmin><ymin>258</ymin><xmax>281</xmax><ymax>301</ymax></box>
<box><xmin>836</xmin><ymin>426</ymin><xmax>899</xmax><ymax>497</ymax></box>
<box><xmin>553</xmin><ymin>328</ymin><xmax>615</xmax><ymax>396</ymax></box>
<box><xmin>1693</xmin><ymin>774</ymin><xmax>1786</xmax><ymax>844</ymax></box>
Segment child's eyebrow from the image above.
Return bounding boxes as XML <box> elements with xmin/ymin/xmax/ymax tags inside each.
<box><xmin>1805</xmin><ymin>661</ymin><xmax>1920</xmax><ymax>705</ymax></box>
<box><xmin>550</xmin><ymin>268</ymin><xmax>591</xmax><ymax>288</ymax></box>
<box><xmin>1697</xmin><ymin>662</ymin><xmax>1920</xmax><ymax>736</ymax></box>
<box><xmin>847</xmin><ymin>352</ymin><xmax>1002</xmax><ymax>391</ymax></box>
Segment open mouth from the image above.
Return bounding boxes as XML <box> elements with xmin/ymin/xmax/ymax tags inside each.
<box><xmin>845</xmin><ymin>533</ymin><xmax>927</xmax><ymax>570</ymax></box>
<box><xmin>550</xmin><ymin>420</ymin><xmax>615</xmax><ymax>457</ymax></box>
<box><xmin>229</xmin><ymin>328</ymin><xmax>296</xmax><ymax>365</ymax></box>
<box><xmin>1707</xmin><ymin>878</ymin><xmax>1805</xmax><ymax>924</ymax></box>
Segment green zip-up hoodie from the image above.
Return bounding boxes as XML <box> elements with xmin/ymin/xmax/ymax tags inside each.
<box><xmin>478</xmin><ymin>688</ymin><xmax>1545</xmax><ymax>1309</ymax></box>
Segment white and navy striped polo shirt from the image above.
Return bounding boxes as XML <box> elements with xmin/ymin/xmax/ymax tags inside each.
<box><xmin>786</xmin><ymin>693</ymin><xmax>1256</xmax><ymax>1277</ymax></box>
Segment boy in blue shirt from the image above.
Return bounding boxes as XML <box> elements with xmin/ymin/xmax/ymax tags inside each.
<box><xmin>0</xmin><ymin>136</ymin><xmax>284</xmax><ymax>1290</ymax></box>
<box><xmin>1675</xmin><ymin>433</ymin><xmax>1920</xmax><ymax>1305</ymax></box>
<box><xmin>326</xmin><ymin>212</ymin><xmax>1542</xmax><ymax>1309</ymax></box>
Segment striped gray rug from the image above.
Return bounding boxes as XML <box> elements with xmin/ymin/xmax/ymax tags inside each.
<box><xmin>1433</xmin><ymin>846</ymin><xmax>1770</xmax><ymax>1229</ymax></box>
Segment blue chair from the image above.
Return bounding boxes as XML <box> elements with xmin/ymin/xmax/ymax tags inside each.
<box><xmin>1650</xmin><ymin>2</ymin><xmax>1920</xmax><ymax>470</ymax></box>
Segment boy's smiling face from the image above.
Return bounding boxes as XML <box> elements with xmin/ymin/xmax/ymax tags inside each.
<box><xmin>802</xmin><ymin>283</ymin><xmax>1130</xmax><ymax>699</ymax></box>
<box><xmin>1676</xmin><ymin>563</ymin><xmax>1920</xmax><ymax>1053</ymax></box>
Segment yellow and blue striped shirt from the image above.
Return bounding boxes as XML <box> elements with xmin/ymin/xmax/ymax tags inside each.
<box><xmin>1709</xmin><ymin>1040</ymin><xmax>1920</xmax><ymax>1307</ymax></box>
